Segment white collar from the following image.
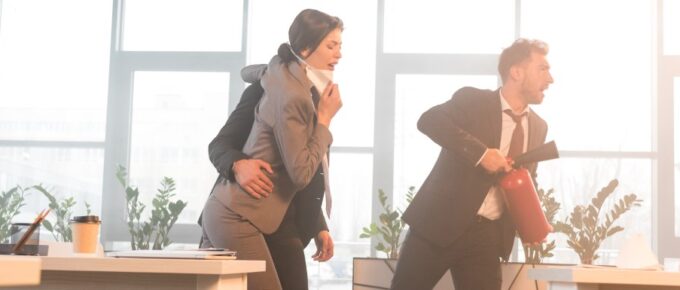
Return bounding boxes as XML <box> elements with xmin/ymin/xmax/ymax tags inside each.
<box><xmin>499</xmin><ymin>88</ymin><xmax>530</xmax><ymax>116</ymax></box>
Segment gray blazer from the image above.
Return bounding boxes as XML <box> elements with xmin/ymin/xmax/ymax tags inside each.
<box><xmin>211</xmin><ymin>56</ymin><xmax>333</xmax><ymax>234</ymax></box>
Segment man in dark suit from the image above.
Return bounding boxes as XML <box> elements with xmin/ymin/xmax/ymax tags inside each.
<box><xmin>205</xmin><ymin>80</ymin><xmax>333</xmax><ymax>290</ymax></box>
<box><xmin>390</xmin><ymin>39</ymin><xmax>553</xmax><ymax>290</ymax></box>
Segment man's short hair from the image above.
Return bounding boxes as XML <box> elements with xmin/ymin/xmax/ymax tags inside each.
<box><xmin>498</xmin><ymin>38</ymin><xmax>549</xmax><ymax>83</ymax></box>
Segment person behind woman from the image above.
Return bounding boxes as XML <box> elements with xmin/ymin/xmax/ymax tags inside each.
<box><xmin>200</xmin><ymin>9</ymin><xmax>343</xmax><ymax>290</ymax></box>
<box><xmin>206</xmin><ymin>79</ymin><xmax>333</xmax><ymax>290</ymax></box>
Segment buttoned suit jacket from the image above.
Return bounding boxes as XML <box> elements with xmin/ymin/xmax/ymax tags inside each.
<box><xmin>402</xmin><ymin>86</ymin><xmax>548</xmax><ymax>259</ymax></box>
<box><xmin>210</xmin><ymin>56</ymin><xmax>333</xmax><ymax>235</ymax></box>
<box><xmin>207</xmin><ymin>80</ymin><xmax>327</xmax><ymax>246</ymax></box>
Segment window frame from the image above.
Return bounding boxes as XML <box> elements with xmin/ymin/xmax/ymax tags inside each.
<box><xmin>374</xmin><ymin>0</ymin><xmax>667</xmax><ymax>262</ymax></box>
<box><xmin>659</xmin><ymin>0</ymin><xmax>680</xmax><ymax>260</ymax></box>
<box><xmin>0</xmin><ymin>0</ymin><xmax>673</xmax><ymax>265</ymax></box>
<box><xmin>100</xmin><ymin>0</ymin><xmax>248</xmax><ymax>244</ymax></box>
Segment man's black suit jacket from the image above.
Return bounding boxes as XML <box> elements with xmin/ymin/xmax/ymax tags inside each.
<box><xmin>402</xmin><ymin>87</ymin><xmax>548</xmax><ymax>260</ymax></box>
<box><xmin>207</xmin><ymin>81</ymin><xmax>328</xmax><ymax>246</ymax></box>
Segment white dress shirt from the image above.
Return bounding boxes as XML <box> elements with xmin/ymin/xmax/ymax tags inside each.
<box><xmin>476</xmin><ymin>89</ymin><xmax>529</xmax><ymax>220</ymax></box>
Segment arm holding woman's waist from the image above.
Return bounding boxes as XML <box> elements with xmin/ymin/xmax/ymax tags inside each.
<box><xmin>208</xmin><ymin>81</ymin><xmax>274</xmax><ymax>198</ymax></box>
<box><xmin>209</xmin><ymin>81</ymin><xmax>263</xmax><ymax>179</ymax></box>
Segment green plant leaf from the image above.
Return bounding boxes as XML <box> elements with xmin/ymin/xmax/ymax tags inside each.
<box><xmin>376</xmin><ymin>243</ymin><xmax>386</xmax><ymax>251</ymax></box>
<box><xmin>555</xmin><ymin>178</ymin><xmax>640</xmax><ymax>265</ymax></box>
<box><xmin>378</xmin><ymin>190</ymin><xmax>387</xmax><ymax>206</ymax></box>
<box><xmin>359</xmin><ymin>187</ymin><xmax>416</xmax><ymax>258</ymax></box>
<box><xmin>117</xmin><ymin>167</ymin><xmax>187</xmax><ymax>250</ymax></box>
<box><xmin>0</xmin><ymin>186</ymin><xmax>28</xmax><ymax>243</ymax></box>
<box><xmin>42</xmin><ymin>219</ymin><xmax>54</xmax><ymax>231</ymax></box>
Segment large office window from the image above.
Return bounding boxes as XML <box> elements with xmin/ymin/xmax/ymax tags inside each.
<box><xmin>0</xmin><ymin>0</ymin><xmax>111</xmax><ymax>142</ymax></box>
<box><xmin>101</xmin><ymin>0</ymin><xmax>247</xmax><ymax>241</ymax></box>
<box><xmin>674</xmin><ymin>77</ymin><xmax>680</xmax><ymax>236</ymax></box>
<box><xmin>668</xmin><ymin>0</ymin><xmax>680</xmax><ymax>246</ymax></box>
<box><xmin>122</xmin><ymin>0</ymin><xmax>243</xmax><ymax>52</ymax></box>
<box><xmin>0</xmin><ymin>0</ymin><xmax>112</xmax><ymax>221</ymax></box>
<box><xmin>662</xmin><ymin>0</ymin><xmax>680</xmax><ymax>258</ymax></box>
<box><xmin>393</xmin><ymin>75</ymin><xmax>497</xmax><ymax>203</ymax></box>
<box><xmin>664</xmin><ymin>0</ymin><xmax>680</xmax><ymax>55</ymax></box>
<box><xmin>383</xmin><ymin>0</ymin><xmax>514</xmax><ymax>54</ymax></box>
<box><xmin>376</xmin><ymin>1</ymin><xmax>506</xmax><ymax>231</ymax></box>
<box><xmin>2</xmin><ymin>1</ymin><xmax>679</xmax><ymax>289</ymax></box>
<box><xmin>522</xmin><ymin>0</ymin><xmax>653</xmax><ymax>151</ymax></box>
<box><xmin>128</xmin><ymin>71</ymin><xmax>230</xmax><ymax>223</ymax></box>
<box><xmin>382</xmin><ymin>0</ymin><xmax>657</xmax><ymax>266</ymax></box>
<box><xmin>522</xmin><ymin>0</ymin><xmax>654</xmax><ymax>264</ymax></box>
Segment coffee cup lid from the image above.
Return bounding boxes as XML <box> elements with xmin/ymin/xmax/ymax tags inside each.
<box><xmin>70</xmin><ymin>215</ymin><xmax>101</xmax><ymax>224</ymax></box>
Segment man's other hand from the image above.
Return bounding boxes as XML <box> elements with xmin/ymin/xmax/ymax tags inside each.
<box><xmin>312</xmin><ymin>230</ymin><xmax>334</xmax><ymax>262</ymax></box>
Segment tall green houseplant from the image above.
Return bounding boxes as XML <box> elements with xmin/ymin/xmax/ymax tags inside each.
<box><xmin>554</xmin><ymin>179</ymin><xmax>641</xmax><ymax>264</ymax></box>
<box><xmin>33</xmin><ymin>185</ymin><xmax>92</xmax><ymax>242</ymax></box>
<box><xmin>0</xmin><ymin>186</ymin><xmax>28</xmax><ymax>243</ymax></box>
<box><xmin>35</xmin><ymin>185</ymin><xmax>73</xmax><ymax>242</ymax></box>
<box><xmin>116</xmin><ymin>165</ymin><xmax>187</xmax><ymax>250</ymax></box>
<box><xmin>360</xmin><ymin>186</ymin><xmax>415</xmax><ymax>259</ymax></box>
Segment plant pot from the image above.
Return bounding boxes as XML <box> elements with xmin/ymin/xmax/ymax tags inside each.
<box><xmin>352</xmin><ymin>257</ymin><xmax>454</xmax><ymax>290</ymax></box>
<box><xmin>353</xmin><ymin>258</ymin><xmax>571</xmax><ymax>290</ymax></box>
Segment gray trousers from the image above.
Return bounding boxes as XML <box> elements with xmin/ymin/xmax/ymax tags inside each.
<box><xmin>201</xmin><ymin>195</ymin><xmax>282</xmax><ymax>290</ymax></box>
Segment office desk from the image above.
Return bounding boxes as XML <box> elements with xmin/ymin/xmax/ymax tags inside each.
<box><xmin>0</xmin><ymin>256</ymin><xmax>41</xmax><ymax>287</ymax></box>
<box><xmin>19</xmin><ymin>256</ymin><xmax>264</xmax><ymax>290</ymax></box>
<box><xmin>529</xmin><ymin>266</ymin><xmax>680</xmax><ymax>290</ymax></box>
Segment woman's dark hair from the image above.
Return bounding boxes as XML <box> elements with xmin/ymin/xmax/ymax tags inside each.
<box><xmin>277</xmin><ymin>9</ymin><xmax>344</xmax><ymax>63</ymax></box>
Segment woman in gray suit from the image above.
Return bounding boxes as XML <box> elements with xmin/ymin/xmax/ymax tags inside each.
<box><xmin>200</xmin><ymin>9</ymin><xmax>343</xmax><ymax>290</ymax></box>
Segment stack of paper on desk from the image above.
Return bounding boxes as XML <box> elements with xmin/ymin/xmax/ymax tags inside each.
<box><xmin>107</xmin><ymin>249</ymin><xmax>237</xmax><ymax>260</ymax></box>
<box><xmin>615</xmin><ymin>234</ymin><xmax>661</xmax><ymax>270</ymax></box>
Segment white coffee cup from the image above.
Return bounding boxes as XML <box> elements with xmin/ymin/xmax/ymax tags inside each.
<box><xmin>70</xmin><ymin>215</ymin><xmax>101</xmax><ymax>254</ymax></box>
<box><xmin>664</xmin><ymin>258</ymin><xmax>680</xmax><ymax>272</ymax></box>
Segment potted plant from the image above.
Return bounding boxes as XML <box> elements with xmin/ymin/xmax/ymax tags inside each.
<box><xmin>33</xmin><ymin>185</ymin><xmax>94</xmax><ymax>242</ymax></box>
<box><xmin>354</xmin><ymin>186</ymin><xmax>415</xmax><ymax>289</ymax></box>
<box><xmin>116</xmin><ymin>165</ymin><xmax>187</xmax><ymax>250</ymax></box>
<box><xmin>359</xmin><ymin>186</ymin><xmax>414</xmax><ymax>259</ymax></box>
<box><xmin>0</xmin><ymin>186</ymin><xmax>28</xmax><ymax>243</ymax></box>
<box><xmin>554</xmin><ymin>179</ymin><xmax>641</xmax><ymax>265</ymax></box>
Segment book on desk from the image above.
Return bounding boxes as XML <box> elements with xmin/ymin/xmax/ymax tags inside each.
<box><xmin>107</xmin><ymin>249</ymin><xmax>237</xmax><ymax>260</ymax></box>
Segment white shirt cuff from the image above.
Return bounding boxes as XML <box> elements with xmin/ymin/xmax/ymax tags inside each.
<box><xmin>476</xmin><ymin>149</ymin><xmax>489</xmax><ymax>167</ymax></box>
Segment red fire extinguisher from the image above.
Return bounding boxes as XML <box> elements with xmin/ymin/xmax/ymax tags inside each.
<box><xmin>499</xmin><ymin>167</ymin><xmax>552</xmax><ymax>244</ymax></box>
<box><xmin>498</xmin><ymin>141</ymin><xmax>559</xmax><ymax>244</ymax></box>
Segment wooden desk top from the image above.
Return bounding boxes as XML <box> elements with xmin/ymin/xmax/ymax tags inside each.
<box><xmin>41</xmin><ymin>256</ymin><xmax>265</xmax><ymax>275</ymax></box>
<box><xmin>0</xmin><ymin>256</ymin><xmax>41</xmax><ymax>286</ymax></box>
<box><xmin>528</xmin><ymin>266</ymin><xmax>680</xmax><ymax>286</ymax></box>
